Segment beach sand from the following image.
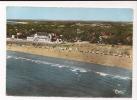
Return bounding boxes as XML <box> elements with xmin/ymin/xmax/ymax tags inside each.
<box><xmin>7</xmin><ymin>43</ymin><xmax>132</xmax><ymax>70</ymax></box>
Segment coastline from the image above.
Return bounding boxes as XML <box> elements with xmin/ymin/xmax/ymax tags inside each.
<box><xmin>7</xmin><ymin>44</ymin><xmax>132</xmax><ymax>70</ymax></box>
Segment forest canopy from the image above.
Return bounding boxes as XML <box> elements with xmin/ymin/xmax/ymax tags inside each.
<box><xmin>7</xmin><ymin>20</ymin><xmax>133</xmax><ymax>45</ymax></box>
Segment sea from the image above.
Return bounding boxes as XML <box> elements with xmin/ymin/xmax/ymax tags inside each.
<box><xmin>6</xmin><ymin>51</ymin><xmax>132</xmax><ymax>97</ymax></box>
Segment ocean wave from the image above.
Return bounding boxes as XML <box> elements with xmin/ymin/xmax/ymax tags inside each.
<box><xmin>94</xmin><ymin>71</ymin><xmax>131</xmax><ymax>80</ymax></box>
<box><xmin>112</xmin><ymin>75</ymin><xmax>131</xmax><ymax>80</ymax></box>
<box><xmin>7</xmin><ymin>56</ymin><xmax>12</xmax><ymax>59</ymax></box>
<box><xmin>95</xmin><ymin>72</ymin><xmax>109</xmax><ymax>76</ymax></box>
<box><xmin>7</xmin><ymin>55</ymin><xmax>88</xmax><ymax>74</ymax></box>
<box><xmin>70</xmin><ymin>66</ymin><xmax>88</xmax><ymax>73</ymax></box>
<box><xmin>7</xmin><ymin>55</ymin><xmax>131</xmax><ymax>80</ymax></box>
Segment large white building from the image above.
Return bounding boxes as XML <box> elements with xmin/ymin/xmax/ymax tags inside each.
<box><xmin>27</xmin><ymin>34</ymin><xmax>51</xmax><ymax>43</ymax></box>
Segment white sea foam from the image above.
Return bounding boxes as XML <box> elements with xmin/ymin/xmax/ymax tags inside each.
<box><xmin>112</xmin><ymin>75</ymin><xmax>131</xmax><ymax>80</ymax></box>
<box><xmin>70</xmin><ymin>66</ymin><xmax>88</xmax><ymax>73</ymax></box>
<box><xmin>7</xmin><ymin>55</ymin><xmax>131</xmax><ymax>80</ymax></box>
<box><xmin>51</xmin><ymin>64</ymin><xmax>61</xmax><ymax>67</ymax></box>
<box><xmin>96</xmin><ymin>72</ymin><xmax>109</xmax><ymax>76</ymax></box>
<box><xmin>7</xmin><ymin>55</ymin><xmax>88</xmax><ymax>73</ymax></box>
<box><xmin>7</xmin><ymin>56</ymin><xmax>12</xmax><ymax>59</ymax></box>
<box><xmin>58</xmin><ymin>65</ymin><xmax>67</xmax><ymax>68</ymax></box>
<box><xmin>95</xmin><ymin>71</ymin><xmax>131</xmax><ymax>80</ymax></box>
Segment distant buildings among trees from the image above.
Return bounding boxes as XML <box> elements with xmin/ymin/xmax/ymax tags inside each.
<box><xmin>7</xmin><ymin>20</ymin><xmax>133</xmax><ymax>45</ymax></box>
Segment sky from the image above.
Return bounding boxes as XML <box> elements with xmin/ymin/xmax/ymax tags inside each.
<box><xmin>6</xmin><ymin>7</ymin><xmax>133</xmax><ymax>22</ymax></box>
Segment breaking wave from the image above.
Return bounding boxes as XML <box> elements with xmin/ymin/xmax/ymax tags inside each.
<box><xmin>112</xmin><ymin>75</ymin><xmax>131</xmax><ymax>80</ymax></box>
<box><xmin>7</xmin><ymin>55</ymin><xmax>88</xmax><ymax>73</ymax></box>
<box><xmin>95</xmin><ymin>72</ymin><xmax>109</xmax><ymax>76</ymax></box>
<box><xmin>7</xmin><ymin>56</ymin><xmax>12</xmax><ymax>59</ymax></box>
<box><xmin>7</xmin><ymin>55</ymin><xmax>131</xmax><ymax>80</ymax></box>
<box><xmin>94</xmin><ymin>71</ymin><xmax>131</xmax><ymax>80</ymax></box>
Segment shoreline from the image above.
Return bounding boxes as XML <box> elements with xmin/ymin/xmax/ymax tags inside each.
<box><xmin>7</xmin><ymin>44</ymin><xmax>132</xmax><ymax>70</ymax></box>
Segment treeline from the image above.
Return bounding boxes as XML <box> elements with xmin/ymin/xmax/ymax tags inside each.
<box><xmin>7</xmin><ymin>20</ymin><xmax>133</xmax><ymax>45</ymax></box>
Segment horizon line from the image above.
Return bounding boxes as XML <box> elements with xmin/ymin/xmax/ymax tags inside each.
<box><xmin>7</xmin><ymin>18</ymin><xmax>133</xmax><ymax>23</ymax></box>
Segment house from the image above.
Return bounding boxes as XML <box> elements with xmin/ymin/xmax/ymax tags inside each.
<box><xmin>27</xmin><ymin>33</ymin><xmax>63</xmax><ymax>43</ymax></box>
<box><xmin>11</xmin><ymin>35</ymin><xmax>15</xmax><ymax>39</ymax></box>
<box><xmin>98</xmin><ymin>32</ymin><xmax>112</xmax><ymax>44</ymax></box>
<box><xmin>27</xmin><ymin>34</ymin><xmax>51</xmax><ymax>43</ymax></box>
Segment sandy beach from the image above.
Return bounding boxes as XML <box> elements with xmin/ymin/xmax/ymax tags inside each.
<box><xmin>7</xmin><ymin>42</ymin><xmax>132</xmax><ymax>70</ymax></box>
